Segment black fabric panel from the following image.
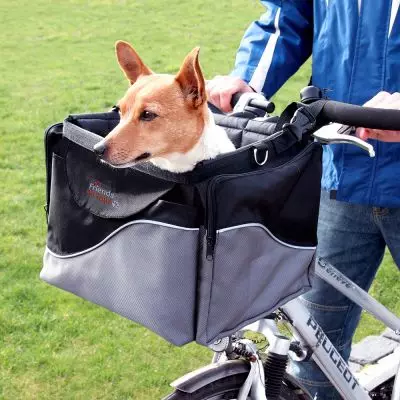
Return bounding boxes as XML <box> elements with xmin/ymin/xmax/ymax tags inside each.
<box><xmin>47</xmin><ymin>152</ymin><xmax>199</xmax><ymax>255</ymax></box>
<box><xmin>65</xmin><ymin>141</ymin><xmax>174</xmax><ymax>219</ymax></box>
<box><xmin>211</xmin><ymin>143</ymin><xmax>322</xmax><ymax>246</ymax></box>
<box><xmin>132</xmin><ymin>146</ymin><xmax>263</xmax><ymax>184</ymax></box>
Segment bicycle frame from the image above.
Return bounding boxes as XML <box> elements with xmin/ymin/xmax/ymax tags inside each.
<box><xmin>225</xmin><ymin>257</ymin><xmax>400</xmax><ymax>400</ymax></box>
<box><xmin>314</xmin><ymin>257</ymin><xmax>400</xmax><ymax>333</ymax></box>
<box><xmin>279</xmin><ymin>258</ymin><xmax>400</xmax><ymax>399</ymax></box>
<box><xmin>171</xmin><ymin>260</ymin><xmax>400</xmax><ymax>400</ymax></box>
<box><xmin>282</xmin><ymin>300</ymin><xmax>369</xmax><ymax>399</ymax></box>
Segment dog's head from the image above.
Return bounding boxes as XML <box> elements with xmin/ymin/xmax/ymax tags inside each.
<box><xmin>94</xmin><ymin>41</ymin><xmax>207</xmax><ymax>167</ymax></box>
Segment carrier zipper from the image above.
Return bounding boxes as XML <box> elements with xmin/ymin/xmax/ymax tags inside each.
<box><xmin>206</xmin><ymin>176</ymin><xmax>225</xmax><ymax>259</ymax></box>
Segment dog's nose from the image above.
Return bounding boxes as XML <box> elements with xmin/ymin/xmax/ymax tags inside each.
<box><xmin>93</xmin><ymin>141</ymin><xmax>107</xmax><ymax>156</ymax></box>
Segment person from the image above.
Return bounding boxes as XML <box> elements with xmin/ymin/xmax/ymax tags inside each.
<box><xmin>206</xmin><ymin>2</ymin><xmax>400</xmax><ymax>399</ymax></box>
<box><xmin>357</xmin><ymin>92</ymin><xmax>400</xmax><ymax>143</ymax></box>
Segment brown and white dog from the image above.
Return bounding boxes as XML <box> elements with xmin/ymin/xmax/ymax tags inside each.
<box><xmin>94</xmin><ymin>41</ymin><xmax>234</xmax><ymax>172</ymax></box>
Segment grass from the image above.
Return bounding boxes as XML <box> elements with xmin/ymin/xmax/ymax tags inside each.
<box><xmin>0</xmin><ymin>1</ymin><xmax>398</xmax><ymax>398</ymax></box>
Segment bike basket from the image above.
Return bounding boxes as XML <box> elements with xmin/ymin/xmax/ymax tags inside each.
<box><xmin>41</xmin><ymin>107</ymin><xmax>322</xmax><ymax>346</ymax></box>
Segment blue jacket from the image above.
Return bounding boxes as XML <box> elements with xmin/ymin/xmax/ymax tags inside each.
<box><xmin>232</xmin><ymin>0</ymin><xmax>400</xmax><ymax>207</ymax></box>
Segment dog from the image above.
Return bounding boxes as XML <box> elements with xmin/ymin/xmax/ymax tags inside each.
<box><xmin>93</xmin><ymin>41</ymin><xmax>235</xmax><ymax>173</ymax></box>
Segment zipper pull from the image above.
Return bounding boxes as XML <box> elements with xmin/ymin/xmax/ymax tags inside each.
<box><xmin>206</xmin><ymin>233</ymin><xmax>215</xmax><ymax>260</ymax></box>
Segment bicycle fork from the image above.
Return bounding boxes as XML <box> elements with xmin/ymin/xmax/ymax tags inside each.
<box><xmin>211</xmin><ymin>330</ymin><xmax>291</xmax><ymax>400</ymax></box>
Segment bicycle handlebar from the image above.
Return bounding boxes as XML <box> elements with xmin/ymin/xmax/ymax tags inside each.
<box><xmin>320</xmin><ymin>101</ymin><xmax>400</xmax><ymax>131</ymax></box>
<box><xmin>231</xmin><ymin>92</ymin><xmax>400</xmax><ymax>131</ymax></box>
<box><xmin>231</xmin><ymin>92</ymin><xmax>275</xmax><ymax>114</ymax></box>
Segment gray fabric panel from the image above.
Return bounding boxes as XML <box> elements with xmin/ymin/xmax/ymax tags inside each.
<box><xmin>64</xmin><ymin>120</ymin><xmax>102</xmax><ymax>151</ymax></box>
<box><xmin>197</xmin><ymin>226</ymin><xmax>314</xmax><ymax>345</ymax></box>
<box><xmin>41</xmin><ymin>223</ymin><xmax>198</xmax><ymax>346</ymax></box>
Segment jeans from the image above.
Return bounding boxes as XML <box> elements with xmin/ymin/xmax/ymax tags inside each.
<box><xmin>291</xmin><ymin>190</ymin><xmax>400</xmax><ymax>399</ymax></box>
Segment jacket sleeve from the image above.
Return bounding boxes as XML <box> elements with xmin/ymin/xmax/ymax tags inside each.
<box><xmin>231</xmin><ymin>0</ymin><xmax>313</xmax><ymax>98</ymax></box>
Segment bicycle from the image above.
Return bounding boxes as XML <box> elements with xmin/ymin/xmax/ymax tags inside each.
<box><xmin>41</xmin><ymin>86</ymin><xmax>400</xmax><ymax>399</ymax></box>
<box><xmin>164</xmin><ymin>89</ymin><xmax>400</xmax><ymax>400</ymax></box>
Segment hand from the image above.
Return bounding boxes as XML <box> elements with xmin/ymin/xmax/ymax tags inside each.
<box><xmin>206</xmin><ymin>76</ymin><xmax>254</xmax><ymax>112</ymax></box>
<box><xmin>357</xmin><ymin>91</ymin><xmax>400</xmax><ymax>142</ymax></box>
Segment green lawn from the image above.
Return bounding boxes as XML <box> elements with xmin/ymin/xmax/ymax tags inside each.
<box><xmin>0</xmin><ymin>1</ymin><xmax>398</xmax><ymax>399</ymax></box>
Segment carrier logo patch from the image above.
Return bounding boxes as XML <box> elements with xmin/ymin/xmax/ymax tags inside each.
<box><xmin>87</xmin><ymin>180</ymin><xmax>119</xmax><ymax>208</ymax></box>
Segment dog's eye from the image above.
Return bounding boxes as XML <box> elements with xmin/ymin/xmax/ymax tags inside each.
<box><xmin>139</xmin><ymin>110</ymin><xmax>158</xmax><ymax>121</ymax></box>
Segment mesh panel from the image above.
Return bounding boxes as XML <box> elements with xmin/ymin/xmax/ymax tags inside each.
<box><xmin>197</xmin><ymin>225</ymin><xmax>314</xmax><ymax>345</ymax></box>
<box><xmin>41</xmin><ymin>222</ymin><xmax>199</xmax><ymax>346</ymax></box>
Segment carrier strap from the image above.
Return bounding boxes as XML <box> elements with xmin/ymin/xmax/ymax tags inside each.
<box><xmin>273</xmin><ymin>102</ymin><xmax>299</xmax><ymax>134</ymax></box>
<box><xmin>63</xmin><ymin>119</ymin><xmax>100</xmax><ymax>152</ymax></box>
<box><xmin>274</xmin><ymin>100</ymin><xmax>328</xmax><ymax>135</ymax></box>
<box><xmin>252</xmin><ymin>100</ymin><xmax>328</xmax><ymax>156</ymax></box>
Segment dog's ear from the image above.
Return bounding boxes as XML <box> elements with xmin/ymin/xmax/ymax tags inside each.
<box><xmin>115</xmin><ymin>41</ymin><xmax>152</xmax><ymax>85</ymax></box>
<box><xmin>175</xmin><ymin>47</ymin><xmax>206</xmax><ymax>108</ymax></box>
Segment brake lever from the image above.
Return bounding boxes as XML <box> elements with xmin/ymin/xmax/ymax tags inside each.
<box><xmin>312</xmin><ymin>124</ymin><xmax>376</xmax><ymax>157</ymax></box>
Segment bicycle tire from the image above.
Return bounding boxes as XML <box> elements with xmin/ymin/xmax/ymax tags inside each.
<box><xmin>163</xmin><ymin>372</ymin><xmax>312</xmax><ymax>400</ymax></box>
<box><xmin>369</xmin><ymin>377</ymin><xmax>394</xmax><ymax>399</ymax></box>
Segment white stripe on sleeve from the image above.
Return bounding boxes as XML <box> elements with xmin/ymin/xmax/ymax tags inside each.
<box><xmin>249</xmin><ymin>7</ymin><xmax>281</xmax><ymax>93</ymax></box>
<box><xmin>389</xmin><ymin>0</ymin><xmax>400</xmax><ymax>37</ymax></box>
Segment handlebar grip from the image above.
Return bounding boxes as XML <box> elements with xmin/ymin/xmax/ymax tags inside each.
<box><xmin>230</xmin><ymin>92</ymin><xmax>275</xmax><ymax>113</ymax></box>
<box><xmin>321</xmin><ymin>101</ymin><xmax>400</xmax><ymax>131</ymax></box>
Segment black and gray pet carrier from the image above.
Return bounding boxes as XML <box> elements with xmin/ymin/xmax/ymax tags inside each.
<box><xmin>41</xmin><ymin>103</ymin><xmax>322</xmax><ymax>346</ymax></box>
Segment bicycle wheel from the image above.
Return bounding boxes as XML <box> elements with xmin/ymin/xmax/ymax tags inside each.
<box><xmin>164</xmin><ymin>372</ymin><xmax>311</xmax><ymax>400</ymax></box>
<box><xmin>369</xmin><ymin>377</ymin><xmax>394</xmax><ymax>399</ymax></box>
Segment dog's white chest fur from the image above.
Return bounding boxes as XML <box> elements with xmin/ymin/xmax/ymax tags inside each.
<box><xmin>150</xmin><ymin>110</ymin><xmax>235</xmax><ymax>173</ymax></box>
